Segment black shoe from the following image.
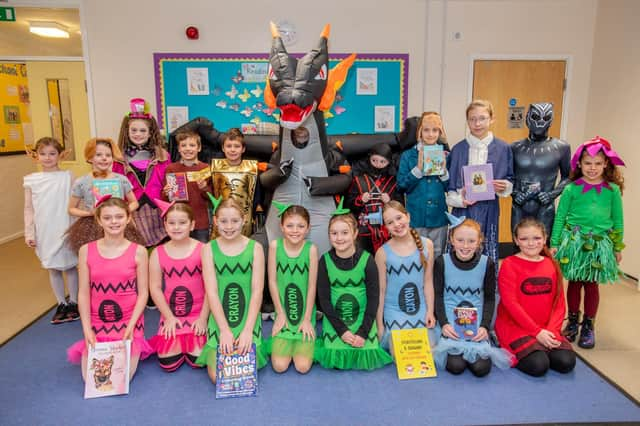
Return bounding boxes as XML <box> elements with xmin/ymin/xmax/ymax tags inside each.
<box><xmin>261</xmin><ymin>303</ymin><xmax>274</xmax><ymax>321</ymax></box>
<box><xmin>578</xmin><ymin>317</ymin><xmax>595</xmax><ymax>349</ymax></box>
<box><xmin>562</xmin><ymin>311</ymin><xmax>580</xmax><ymax>342</ymax></box>
<box><xmin>65</xmin><ymin>302</ymin><xmax>80</xmax><ymax>321</ymax></box>
<box><xmin>51</xmin><ymin>303</ymin><xmax>69</xmax><ymax>324</ymax></box>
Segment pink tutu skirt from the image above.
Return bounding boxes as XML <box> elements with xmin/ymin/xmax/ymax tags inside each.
<box><xmin>67</xmin><ymin>336</ymin><xmax>154</xmax><ymax>364</ymax></box>
<box><xmin>147</xmin><ymin>332</ymin><xmax>207</xmax><ymax>356</ymax></box>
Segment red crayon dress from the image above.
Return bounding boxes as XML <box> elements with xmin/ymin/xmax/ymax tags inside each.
<box><xmin>495</xmin><ymin>255</ymin><xmax>572</xmax><ymax>364</ymax></box>
<box><xmin>67</xmin><ymin>241</ymin><xmax>153</xmax><ymax>362</ymax></box>
<box><xmin>148</xmin><ymin>242</ymin><xmax>207</xmax><ymax>354</ymax></box>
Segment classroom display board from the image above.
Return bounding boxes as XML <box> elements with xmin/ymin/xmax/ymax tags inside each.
<box><xmin>153</xmin><ymin>53</ymin><xmax>408</xmax><ymax>135</ymax></box>
<box><xmin>0</xmin><ymin>62</ymin><xmax>32</xmax><ymax>155</ymax></box>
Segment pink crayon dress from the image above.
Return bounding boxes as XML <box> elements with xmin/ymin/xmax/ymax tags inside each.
<box><xmin>67</xmin><ymin>241</ymin><xmax>153</xmax><ymax>363</ymax></box>
<box><xmin>148</xmin><ymin>243</ymin><xmax>207</xmax><ymax>355</ymax></box>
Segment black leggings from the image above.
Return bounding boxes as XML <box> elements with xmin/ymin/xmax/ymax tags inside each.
<box><xmin>446</xmin><ymin>354</ymin><xmax>492</xmax><ymax>377</ymax></box>
<box><xmin>516</xmin><ymin>349</ymin><xmax>576</xmax><ymax>377</ymax></box>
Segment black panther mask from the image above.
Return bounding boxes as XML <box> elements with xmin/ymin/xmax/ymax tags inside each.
<box><xmin>526</xmin><ymin>103</ymin><xmax>553</xmax><ymax>141</ymax></box>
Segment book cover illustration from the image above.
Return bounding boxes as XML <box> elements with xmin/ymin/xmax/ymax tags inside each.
<box><xmin>422</xmin><ymin>145</ymin><xmax>446</xmax><ymax>176</ymax></box>
<box><xmin>84</xmin><ymin>340</ymin><xmax>131</xmax><ymax>399</ymax></box>
<box><xmin>166</xmin><ymin>172</ymin><xmax>189</xmax><ymax>201</ymax></box>
<box><xmin>215</xmin><ymin>344</ymin><xmax>258</xmax><ymax>399</ymax></box>
<box><xmin>92</xmin><ymin>179</ymin><xmax>123</xmax><ymax>200</ymax></box>
<box><xmin>453</xmin><ymin>305</ymin><xmax>478</xmax><ymax>341</ymax></box>
<box><xmin>462</xmin><ymin>164</ymin><xmax>495</xmax><ymax>202</ymax></box>
<box><xmin>391</xmin><ymin>328</ymin><xmax>437</xmax><ymax>380</ymax></box>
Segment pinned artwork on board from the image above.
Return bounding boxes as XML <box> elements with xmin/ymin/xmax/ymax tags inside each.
<box><xmin>187</xmin><ymin>68</ymin><xmax>210</xmax><ymax>96</ymax></box>
<box><xmin>508</xmin><ymin>106</ymin><xmax>525</xmax><ymax>129</ymax></box>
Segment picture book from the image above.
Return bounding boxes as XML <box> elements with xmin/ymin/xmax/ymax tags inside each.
<box><xmin>391</xmin><ymin>328</ymin><xmax>437</xmax><ymax>380</ymax></box>
<box><xmin>215</xmin><ymin>344</ymin><xmax>258</xmax><ymax>399</ymax></box>
<box><xmin>92</xmin><ymin>178</ymin><xmax>123</xmax><ymax>200</ymax></box>
<box><xmin>422</xmin><ymin>145</ymin><xmax>446</xmax><ymax>176</ymax></box>
<box><xmin>453</xmin><ymin>306</ymin><xmax>478</xmax><ymax>341</ymax></box>
<box><xmin>166</xmin><ymin>172</ymin><xmax>189</xmax><ymax>201</ymax></box>
<box><xmin>84</xmin><ymin>340</ymin><xmax>131</xmax><ymax>399</ymax></box>
<box><xmin>462</xmin><ymin>164</ymin><xmax>495</xmax><ymax>202</ymax></box>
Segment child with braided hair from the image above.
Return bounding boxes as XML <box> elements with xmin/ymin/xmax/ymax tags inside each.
<box><xmin>375</xmin><ymin>201</ymin><xmax>436</xmax><ymax>351</ymax></box>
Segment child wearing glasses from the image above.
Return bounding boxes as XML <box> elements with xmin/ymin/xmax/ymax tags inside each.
<box><xmin>446</xmin><ymin>100</ymin><xmax>513</xmax><ymax>265</ymax></box>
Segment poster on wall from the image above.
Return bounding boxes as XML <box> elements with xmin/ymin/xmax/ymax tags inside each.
<box><xmin>0</xmin><ymin>62</ymin><xmax>32</xmax><ymax>155</ymax></box>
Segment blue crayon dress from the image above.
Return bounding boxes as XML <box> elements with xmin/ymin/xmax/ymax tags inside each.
<box><xmin>380</xmin><ymin>237</ymin><xmax>431</xmax><ymax>349</ymax></box>
<box><xmin>432</xmin><ymin>253</ymin><xmax>512</xmax><ymax>369</ymax></box>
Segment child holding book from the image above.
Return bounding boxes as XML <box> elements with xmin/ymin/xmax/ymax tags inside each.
<box><xmin>196</xmin><ymin>197</ymin><xmax>268</xmax><ymax>383</ymax></box>
<box><xmin>375</xmin><ymin>201</ymin><xmax>436</xmax><ymax>351</ymax></box>
<box><xmin>148</xmin><ymin>201</ymin><xmax>209</xmax><ymax>371</ymax></box>
<box><xmin>496</xmin><ymin>218</ymin><xmax>575</xmax><ymax>377</ymax></box>
<box><xmin>346</xmin><ymin>142</ymin><xmax>402</xmax><ymax>254</ymax></box>
<box><xmin>162</xmin><ymin>130</ymin><xmax>213</xmax><ymax>243</ymax></box>
<box><xmin>316</xmin><ymin>199</ymin><xmax>392</xmax><ymax>370</ymax></box>
<box><xmin>432</xmin><ymin>215</ymin><xmax>512</xmax><ymax>376</ymax></box>
<box><xmin>397</xmin><ymin>112</ymin><xmax>450</xmax><ymax>258</ymax></box>
<box><xmin>68</xmin><ymin>196</ymin><xmax>152</xmax><ymax>380</ymax></box>
<box><xmin>67</xmin><ymin>138</ymin><xmax>139</xmax><ymax>252</ymax></box>
<box><xmin>446</xmin><ymin>100</ymin><xmax>513</xmax><ymax>264</ymax></box>
<box><xmin>267</xmin><ymin>203</ymin><xmax>318</xmax><ymax>374</ymax></box>
<box><xmin>551</xmin><ymin>136</ymin><xmax>625</xmax><ymax>349</ymax></box>
<box><xmin>24</xmin><ymin>137</ymin><xmax>79</xmax><ymax>323</ymax></box>
<box><xmin>114</xmin><ymin>98</ymin><xmax>170</xmax><ymax>247</ymax></box>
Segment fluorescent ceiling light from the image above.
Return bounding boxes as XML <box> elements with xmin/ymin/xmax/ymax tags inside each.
<box><xmin>29</xmin><ymin>21</ymin><xmax>70</xmax><ymax>38</ymax></box>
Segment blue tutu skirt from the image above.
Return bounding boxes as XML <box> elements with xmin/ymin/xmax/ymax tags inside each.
<box><xmin>432</xmin><ymin>336</ymin><xmax>513</xmax><ymax>370</ymax></box>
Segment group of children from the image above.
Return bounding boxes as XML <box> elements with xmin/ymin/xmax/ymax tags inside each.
<box><xmin>23</xmin><ymin>98</ymin><xmax>624</xmax><ymax>384</ymax></box>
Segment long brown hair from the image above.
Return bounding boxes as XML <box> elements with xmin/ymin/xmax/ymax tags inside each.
<box><xmin>117</xmin><ymin>116</ymin><xmax>167</xmax><ymax>161</ymax></box>
<box><xmin>382</xmin><ymin>200</ymin><xmax>428</xmax><ymax>268</ymax></box>
<box><xmin>513</xmin><ymin>218</ymin><xmax>563</xmax><ymax>308</ymax></box>
<box><xmin>570</xmin><ymin>149</ymin><xmax>625</xmax><ymax>193</ymax></box>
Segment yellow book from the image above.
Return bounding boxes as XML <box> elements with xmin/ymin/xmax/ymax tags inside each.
<box><xmin>391</xmin><ymin>328</ymin><xmax>437</xmax><ymax>380</ymax></box>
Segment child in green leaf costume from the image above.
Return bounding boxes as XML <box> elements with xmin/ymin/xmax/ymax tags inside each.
<box><xmin>267</xmin><ymin>203</ymin><xmax>319</xmax><ymax>374</ymax></box>
<box><xmin>197</xmin><ymin>197</ymin><xmax>268</xmax><ymax>383</ymax></box>
<box><xmin>551</xmin><ymin>136</ymin><xmax>625</xmax><ymax>349</ymax></box>
<box><xmin>316</xmin><ymin>199</ymin><xmax>392</xmax><ymax>370</ymax></box>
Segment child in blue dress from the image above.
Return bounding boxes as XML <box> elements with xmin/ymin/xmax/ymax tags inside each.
<box><xmin>432</xmin><ymin>214</ymin><xmax>513</xmax><ymax>376</ymax></box>
<box><xmin>375</xmin><ymin>200</ymin><xmax>436</xmax><ymax>351</ymax></box>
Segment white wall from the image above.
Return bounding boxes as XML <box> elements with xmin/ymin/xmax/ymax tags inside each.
<box><xmin>431</xmin><ymin>0</ymin><xmax>597</xmax><ymax>145</ymax></box>
<box><xmin>82</xmin><ymin>0</ymin><xmax>428</xmax><ymax>138</ymax></box>
<box><xmin>584</xmin><ymin>0</ymin><xmax>640</xmax><ymax>279</ymax></box>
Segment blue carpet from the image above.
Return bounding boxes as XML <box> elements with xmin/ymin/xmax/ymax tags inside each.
<box><xmin>1</xmin><ymin>308</ymin><xmax>639</xmax><ymax>426</ymax></box>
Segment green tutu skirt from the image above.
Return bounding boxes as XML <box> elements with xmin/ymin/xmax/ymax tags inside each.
<box><xmin>315</xmin><ymin>344</ymin><xmax>393</xmax><ymax>371</ymax></box>
<box><xmin>264</xmin><ymin>334</ymin><xmax>321</xmax><ymax>360</ymax></box>
<box><xmin>195</xmin><ymin>337</ymin><xmax>268</xmax><ymax>370</ymax></box>
<box><xmin>555</xmin><ymin>225</ymin><xmax>623</xmax><ymax>284</ymax></box>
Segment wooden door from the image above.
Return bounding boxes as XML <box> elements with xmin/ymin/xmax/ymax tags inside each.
<box><xmin>472</xmin><ymin>59</ymin><xmax>566</xmax><ymax>246</ymax></box>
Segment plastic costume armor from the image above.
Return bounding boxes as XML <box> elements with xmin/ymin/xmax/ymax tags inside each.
<box><xmin>511</xmin><ymin>103</ymin><xmax>571</xmax><ymax>235</ymax></box>
<box><xmin>260</xmin><ymin>24</ymin><xmax>354</xmax><ymax>254</ymax></box>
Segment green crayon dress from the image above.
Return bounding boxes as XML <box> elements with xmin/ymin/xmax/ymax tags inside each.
<box><xmin>268</xmin><ymin>239</ymin><xmax>317</xmax><ymax>359</ymax></box>
<box><xmin>317</xmin><ymin>251</ymin><xmax>393</xmax><ymax>370</ymax></box>
<box><xmin>196</xmin><ymin>239</ymin><xmax>268</xmax><ymax>369</ymax></box>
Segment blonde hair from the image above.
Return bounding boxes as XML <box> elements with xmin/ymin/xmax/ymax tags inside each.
<box><xmin>466</xmin><ymin>99</ymin><xmax>494</xmax><ymax>119</ymax></box>
<box><xmin>416</xmin><ymin>111</ymin><xmax>447</xmax><ymax>143</ymax></box>
<box><xmin>165</xmin><ymin>202</ymin><xmax>194</xmax><ymax>222</ymax></box>
<box><xmin>382</xmin><ymin>201</ymin><xmax>428</xmax><ymax>268</ymax></box>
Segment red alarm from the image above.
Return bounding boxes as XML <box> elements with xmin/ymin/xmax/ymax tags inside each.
<box><xmin>186</xmin><ymin>26</ymin><xmax>199</xmax><ymax>40</ymax></box>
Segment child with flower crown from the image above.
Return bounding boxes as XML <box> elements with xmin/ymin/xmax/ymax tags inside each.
<box><xmin>551</xmin><ymin>136</ymin><xmax>625</xmax><ymax>349</ymax></box>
